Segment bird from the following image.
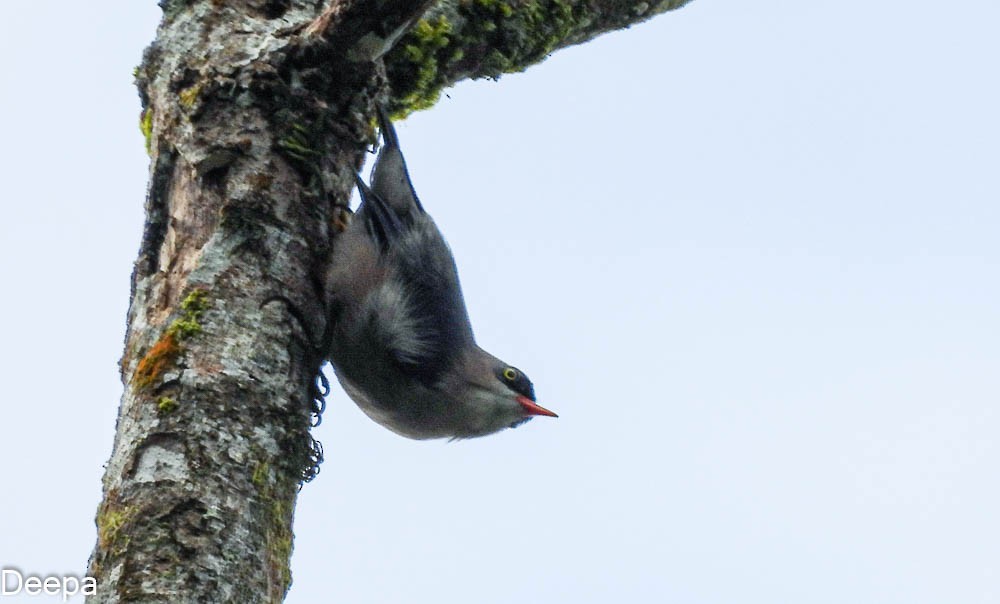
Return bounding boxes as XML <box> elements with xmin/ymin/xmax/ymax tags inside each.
<box><xmin>323</xmin><ymin>106</ymin><xmax>557</xmax><ymax>439</ymax></box>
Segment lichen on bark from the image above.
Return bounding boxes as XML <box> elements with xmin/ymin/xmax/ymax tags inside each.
<box><xmin>132</xmin><ymin>288</ymin><xmax>209</xmax><ymax>391</ymax></box>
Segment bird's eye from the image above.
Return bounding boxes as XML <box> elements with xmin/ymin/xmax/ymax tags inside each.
<box><xmin>503</xmin><ymin>368</ymin><xmax>518</xmax><ymax>381</ymax></box>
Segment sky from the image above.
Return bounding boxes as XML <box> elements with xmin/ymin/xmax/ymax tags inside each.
<box><xmin>1</xmin><ymin>1</ymin><xmax>998</xmax><ymax>602</ymax></box>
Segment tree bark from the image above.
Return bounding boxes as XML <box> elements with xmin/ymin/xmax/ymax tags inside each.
<box><xmin>87</xmin><ymin>0</ymin><xmax>692</xmax><ymax>601</ymax></box>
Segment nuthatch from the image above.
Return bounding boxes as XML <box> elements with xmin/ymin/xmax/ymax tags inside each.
<box><xmin>324</xmin><ymin>107</ymin><xmax>557</xmax><ymax>439</ymax></box>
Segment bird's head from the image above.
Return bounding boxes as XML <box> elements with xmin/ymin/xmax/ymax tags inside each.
<box><xmin>451</xmin><ymin>351</ymin><xmax>557</xmax><ymax>438</ymax></box>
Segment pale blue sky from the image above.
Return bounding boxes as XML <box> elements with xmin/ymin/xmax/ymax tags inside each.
<box><xmin>1</xmin><ymin>2</ymin><xmax>998</xmax><ymax>603</ymax></box>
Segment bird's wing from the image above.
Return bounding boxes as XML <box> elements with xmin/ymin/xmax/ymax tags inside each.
<box><xmin>354</xmin><ymin>175</ymin><xmax>405</xmax><ymax>252</ymax></box>
<box><xmin>365</xmin><ymin>221</ymin><xmax>475</xmax><ymax>386</ymax></box>
<box><xmin>351</xmin><ymin>107</ymin><xmax>472</xmax><ymax>385</ymax></box>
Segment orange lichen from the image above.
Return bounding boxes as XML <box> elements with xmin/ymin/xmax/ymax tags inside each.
<box><xmin>131</xmin><ymin>288</ymin><xmax>211</xmax><ymax>392</ymax></box>
<box><xmin>133</xmin><ymin>332</ymin><xmax>181</xmax><ymax>391</ymax></box>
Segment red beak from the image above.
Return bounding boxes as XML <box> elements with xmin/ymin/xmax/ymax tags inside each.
<box><xmin>517</xmin><ymin>396</ymin><xmax>558</xmax><ymax>418</ymax></box>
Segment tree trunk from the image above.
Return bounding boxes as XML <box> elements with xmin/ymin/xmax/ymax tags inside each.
<box><xmin>87</xmin><ymin>0</ymin><xmax>693</xmax><ymax>601</ymax></box>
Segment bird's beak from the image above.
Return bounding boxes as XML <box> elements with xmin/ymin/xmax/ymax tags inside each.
<box><xmin>517</xmin><ymin>396</ymin><xmax>558</xmax><ymax>418</ymax></box>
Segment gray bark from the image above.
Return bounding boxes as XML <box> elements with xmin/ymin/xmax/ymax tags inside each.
<box><xmin>87</xmin><ymin>0</ymin><xmax>693</xmax><ymax>601</ymax></box>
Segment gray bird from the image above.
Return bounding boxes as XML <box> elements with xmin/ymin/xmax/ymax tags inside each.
<box><xmin>324</xmin><ymin>107</ymin><xmax>557</xmax><ymax>439</ymax></box>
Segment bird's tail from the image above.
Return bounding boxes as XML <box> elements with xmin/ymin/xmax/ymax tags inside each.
<box><xmin>370</xmin><ymin>104</ymin><xmax>424</xmax><ymax>213</ymax></box>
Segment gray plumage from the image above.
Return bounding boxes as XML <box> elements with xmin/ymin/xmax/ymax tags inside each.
<box><xmin>324</xmin><ymin>107</ymin><xmax>556</xmax><ymax>439</ymax></box>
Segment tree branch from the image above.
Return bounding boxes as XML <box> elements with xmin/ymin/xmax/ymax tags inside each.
<box><xmin>380</xmin><ymin>0</ymin><xmax>695</xmax><ymax>112</ymax></box>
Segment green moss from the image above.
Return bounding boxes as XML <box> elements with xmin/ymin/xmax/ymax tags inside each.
<box><xmin>253</xmin><ymin>462</ymin><xmax>294</xmax><ymax>595</ymax></box>
<box><xmin>386</xmin><ymin>0</ymin><xmax>588</xmax><ymax>114</ymax></box>
<box><xmin>277</xmin><ymin>124</ymin><xmax>321</xmax><ymax>162</ymax></box>
<box><xmin>169</xmin><ymin>288</ymin><xmax>210</xmax><ymax>339</ymax></box>
<box><xmin>133</xmin><ymin>288</ymin><xmax>210</xmax><ymax>391</ymax></box>
<box><xmin>178</xmin><ymin>82</ymin><xmax>203</xmax><ymax>109</ymax></box>
<box><xmin>168</xmin><ymin>318</ymin><xmax>201</xmax><ymax>339</ymax></box>
<box><xmin>180</xmin><ymin>288</ymin><xmax>209</xmax><ymax>313</ymax></box>
<box><xmin>393</xmin><ymin>15</ymin><xmax>453</xmax><ymax>112</ymax></box>
<box><xmin>268</xmin><ymin>498</ymin><xmax>293</xmax><ymax>590</ymax></box>
<box><xmin>277</xmin><ymin>138</ymin><xmax>318</xmax><ymax>160</ymax></box>
<box><xmin>139</xmin><ymin>109</ymin><xmax>154</xmax><ymax>154</ymax></box>
<box><xmin>156</xmin><ymin>396</ymin><xmax>178</xmax><ymax>414</ymax></box>
<box><xmin>251</xmin><ymin>461</ymin><xmax>270</xmax><ymax>486</ymax></box>
<box><xmin>96</xmin><ymin>496</ymin><xmax>132</xmax><ymax>556</ymax></box>
<box><xmin>273</xmin><ymin>114</ymin><xmax>330</xmax><ymax>197</ymax></box>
